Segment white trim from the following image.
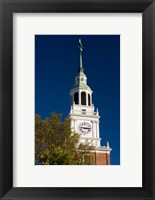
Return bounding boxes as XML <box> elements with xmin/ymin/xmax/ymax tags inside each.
<box><xmin>70</xmin><ymin>113</ymin><xmax>100</xmax><ymax>118</ymax></box>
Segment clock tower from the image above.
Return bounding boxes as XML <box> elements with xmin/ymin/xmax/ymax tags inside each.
<box><xmin>69</xmin><ymin>39</ymin><xmax>112</xmax><ymax>165</ymax></box>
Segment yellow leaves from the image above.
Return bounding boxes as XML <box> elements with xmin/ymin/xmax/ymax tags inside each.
<box><xmin>35</xmin><ymin>113</ymin><xmax>95</xmax><ymax>165</ymax></box>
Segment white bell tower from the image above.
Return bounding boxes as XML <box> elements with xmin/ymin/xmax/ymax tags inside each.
<box><xmin>69</xmin><ymin>39</ymin><xmax>101</xmax><ymax>147</ymax></box>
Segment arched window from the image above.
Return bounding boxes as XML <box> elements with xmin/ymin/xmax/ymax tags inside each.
<box><xmin>81</xmin><ymin>92</ymin><xmax>86</xmax><ymax>105</ymax></box>
<box><xmin>88</xmin><ymin>94</ymin><xmax>91</xmax><ymax>106</ymax></box>
<box><xmin>74</xmin><ymin>92</ymin><xmax>79</xmax><ymax>104</ymax></box>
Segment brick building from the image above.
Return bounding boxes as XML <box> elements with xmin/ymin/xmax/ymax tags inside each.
<box><xmin>69</xmin><ymin>39</ymin><xmax>112</xmax><ymax>165</ymax></box>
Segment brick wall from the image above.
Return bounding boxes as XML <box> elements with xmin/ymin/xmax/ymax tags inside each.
<box><xmin>94</xmin><ymin>152</ymin><xmax>110</xmax><ymax>165</ymax></box>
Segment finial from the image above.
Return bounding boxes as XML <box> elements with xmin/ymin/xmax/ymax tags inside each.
<box><xmin>78</xmin><ymin>39</ymin><xmax>84</xmax><ymax>69</ymax></box>
<box><xmin>70</xmin><ymin>106</ymin><xmax>72</xmax><ymax>113</ymax></box>
<box><xmin>107</xmin><ymin>141</ymin><xmax>110</xmax><ymax>148</ymax></box>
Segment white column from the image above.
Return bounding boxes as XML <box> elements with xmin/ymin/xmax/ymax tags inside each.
<box><xmin>96</xmin><ymin>121</ymin><xmax>100</xmax><ymax>146</ymax></box>
<box><xmin>97</xmin><ymin>121</ymin><xmax>100</xmax><ymax>138</ymax></box>
<box><xmin>95</xmin><ymin>122</ymin><xmax>98</xmax><ymax>138</ymax></box>
<box><xmin>93</xmin><ymin>121</ymin><xmax>96</xmax><ymax>138</ymax></box>
<box><xmin>92</xmin><ymin>121</ymin><xmax>96</xmax><ymax>145</ymax></box>
<box><xmin>91</xmin><ymin>93</ymin><xmax>93</xmax><ymax>106</ymax></box>
<box><xmin>92</xmin><ymin>121</ymin><xmax>94</xmax><ymax>138</ymax></box>
<box><xmin>86</xmin><ymin>92</ymin><xmax>88</xmax><ymax>106</ymax></box>
<box><xmin>95</xmin><ymin>122</ymin><xmax>98</xmax><ymax>146</ymax></box>
<box><xmin>79</xmin><ymin>90</ymin><xmax>81</xmax><ymax>105</ymax></box>
<box><xmin>92</xmin><ymin>121</ymin><xmax>96</xmax><ymax>146</ymax></box>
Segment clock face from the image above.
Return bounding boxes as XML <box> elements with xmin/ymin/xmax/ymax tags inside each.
<box><xmin>78</xmin><ymin>122</ymin><xmax>91</xmax><ymax>135</ymax></box>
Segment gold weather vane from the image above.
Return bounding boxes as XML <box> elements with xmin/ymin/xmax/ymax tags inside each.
<box><xmin>79</xmin><ymin>39</ymin><xmax>83</xmax><ymax>51</ymax></box>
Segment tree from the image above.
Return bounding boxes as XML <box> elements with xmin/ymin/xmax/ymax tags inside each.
<box><xmin>35</xmin><ymin>113</ymin><xmax>95</xmax><ymax>165</ymax></box>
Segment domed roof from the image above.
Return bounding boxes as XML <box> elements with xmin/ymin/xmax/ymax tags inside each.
<box><xmin>73</xmin><ymin>82</ymin><xmax>91</xmax><ymax>91</ymax></box>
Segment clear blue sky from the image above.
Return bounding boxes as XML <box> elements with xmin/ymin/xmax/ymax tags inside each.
<box><xmin>35</xmin><ymin>35</ymin><xmax>120</xmax><ymax>165</ymax></box>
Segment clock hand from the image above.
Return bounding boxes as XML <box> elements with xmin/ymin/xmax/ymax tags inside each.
<box><xmin>82</xmin><ymin>127</ymin><xmax>90</xmax><ymax>130</ymax></box>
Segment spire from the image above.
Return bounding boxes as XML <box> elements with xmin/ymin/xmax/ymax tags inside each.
<box><xmin>78</xmin><ymin>39</ymin><xmax>84</xmax><ymax>71</ymax></box>
<box><xmin>106</xmin><ymin>141</ymin><xmax>110</xmax><ymax>149</ymax></box>
<box><xmin>73</xmin><ymin>39</ymin><xmax>92</xmax><ymax>92</ymax></box>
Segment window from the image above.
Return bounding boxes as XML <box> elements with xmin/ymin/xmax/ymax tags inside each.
<box><xmin>88</xmin><ymin>94</ymin><xmax>91</xmax><ymax>106</ymax></box>
<box><xmin>81</xmin><ymin>92</ymin><xmax>86</xmax><ymax>105</ymax></box>
<box><xmin>74</xmin><ymin>92</ymin><xmax>79</xmax><ymax>104</ymax></box>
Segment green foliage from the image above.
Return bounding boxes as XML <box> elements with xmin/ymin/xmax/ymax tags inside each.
<box><xmin>35</xmin><ymin>113</ymin><xmax>95</xmax><ymax>165</ymax></box>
